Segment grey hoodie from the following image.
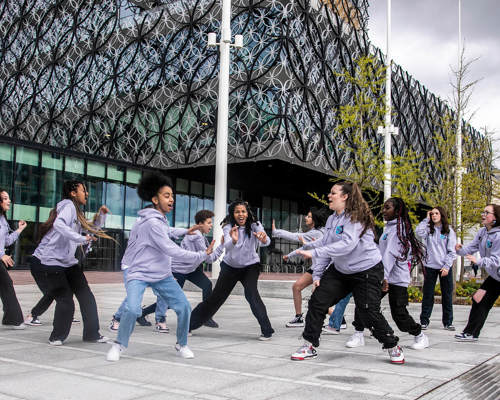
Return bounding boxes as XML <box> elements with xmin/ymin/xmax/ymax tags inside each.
<box><xmin>33</xmin><ymin>199</ymin><xmax>105</xmax><ymax>267</ymax></box>
<box><xmin>171</xmin><ymin>230</ymin><xmax>224</xmax><ymax>274</ymax></box>
<box><xmin>272</xmin><ymin>227</ymin><xmax>324</xmax><ymax>244</ymax></box>
<box><xmin>416</xmin><ymin>218</ymin><xmax>457</xmax><ymax>270</ymax></box>
<box><xmin>0</xmin><ymin>215</ymin><xmax>19</xmax><ymax>257</ymax></box>
<box><xmin>310</xmin><ymin>212</ymin><xmax>382</xmax><ymax>280</ymax></box>
<box><xmin>222</xmin><ymin>222</ymin><xmax>270</xmax><ymax>268</ymax></box>
<box><xmin>122</xmin><ymin>208</ymin><xmax>208</xmax><ymax>282</ymax></box>
<box><xmin>457</xmin><ymin>226</ymin><xmax>500</xmax><ymax>282</ymax></box>
<box><xmin>379</xmin><ymin>220</ymin><xmax>411</xmax><ymax>287</ymax></box>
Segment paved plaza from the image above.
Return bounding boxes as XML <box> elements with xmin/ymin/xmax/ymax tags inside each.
<box><xmin>0</xmin><ymin>280</ymin><xmax>498</xmax><ymax>400</ymax></box>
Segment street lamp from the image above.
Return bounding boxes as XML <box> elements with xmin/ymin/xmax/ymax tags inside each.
<box><xmin>455</xmin><ymin>0</ymin><xmax>463</xmax><ymax>281</ymax></box>
<box><xmin>207</xmin><ymin>1</ymin><xmax>243</xmax><ymax>278</ymax></box>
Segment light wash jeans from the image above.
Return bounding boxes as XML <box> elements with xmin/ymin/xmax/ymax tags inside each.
<box><xmin>114</xmin><ymin>269</ymin><xmax>129</xmax><ymax>321</ymax></box>
<box><xmin>328</xmin><ymin>292</ymin><xmax>352</xmax><ymax>329</ymax></box>
<box><xmin>116</xmin><ymin>276</ymin><xmax>191</xmax><ymax>348</ymax></box>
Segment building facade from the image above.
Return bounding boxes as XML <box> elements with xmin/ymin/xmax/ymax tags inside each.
<box><xmin>0</xmin><ymin>0</ymin><xmax>487</xmax><ymax>270</ymax></box>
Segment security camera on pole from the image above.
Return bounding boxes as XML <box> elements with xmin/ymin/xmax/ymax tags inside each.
<box><xmin>207</xmin><ymin>1</ymin><xmax>243</xmax><ymax>278</ymax></box>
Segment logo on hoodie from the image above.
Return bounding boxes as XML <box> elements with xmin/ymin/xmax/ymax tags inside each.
<box><xmin>335</xmin><ymin>225</ymin><xmax>344</xmax><ymax>235</ymax></box>
<box><xmin>382</xmin><ymin>233</ymin><xmax>388</xmax><ymax>240</ymax></box>
<box><xmin>487</xmin><ymin>240</ymin><xmax>492</xmax><ymax>249</ymax></box>
<box><xmin>440</xmin><ymin>234</ymin><xmax>447</xmax><ymax>240</ymax></box>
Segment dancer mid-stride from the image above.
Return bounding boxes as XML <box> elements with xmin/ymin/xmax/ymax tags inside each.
<box><xmin>106</xmin><ymin>172</ymin><xmax>214</xmax><ymax>361</ymax></box>
<box><xmin>290</xmin><ymin>182</ymin><xmax>404</xmax><ymax>364</ymax></box>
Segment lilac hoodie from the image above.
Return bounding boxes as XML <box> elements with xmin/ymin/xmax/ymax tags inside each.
<box><xmin>415</xmin><ymin>218</ymin><xmax>456</xmax><ymax>270</ymax></box>
<box><xmin>456</xmin><ymin>226</ymin><xmax>500</xmax><ymax>282</ymax></box>
<box><xmin>222</xmin><ymin>222</ymin><xmax>270</xmax><ymax>268</ymax></box>
<box><xmin>309</xmin><ymin>212</ymin><xmax>382</xmax><ymax>281</ymax></box>
<box><xmin>33</xmin><ymin>199</ymin><xmax>106</xmax><ymax>267</ymax></box>
<box><xmin>171</xmin><ymin>230</ymin><xmax>224</xmax><ymax>274</ymax></box>
<box><xmin>0</xmin><ymin>215</ymin><xmax>19</xmax><ymax>257</ymax></box>
<box><xmin>122</xmin><ymin>208</ymin><xmax>209</xmax><ymax>282</ymax></box>
<box><xmin>379</xmin><ymin>220</ymin><xmax>411</xmax><ymax>287</ymax></box>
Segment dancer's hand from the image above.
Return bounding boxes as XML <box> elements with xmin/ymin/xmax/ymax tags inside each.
<box><xmin>17</xmin><ymin>220</ymin><xmax>27</xmax><ymax>232</ymax></box>
<box><xmin>272</xmin><ymin>219</ymin><xmax>276</xmax><ymax>231</ymax></box>
<box><xmin>439</xmin><ymin>267</ymin><xmax>449</xmax><ymax>277</ymax></box>
<box><xmin>427</xmin><ymin>210</ymin><xmax>431</xmax><ymax>219</ymax></box>
<box><xmin>455</xmin><ymin>243</ymin><xmax>463</xmax><ymax>251</ymax></box>
<box><xmin>85</xmin><ymin>235</ymin><xmax>97</xmax><ymax>243</ymax></box>
<box><xmin>220</xmin><ymin>234</ymin><xmax>224</xmax><ymax>244</ymax></box>
<box><xmin>230</xmin><ymin>225</ymin><xmax>239</xmax><ymax>244</ymax></box>
<box><xmin>382</xmin><ymin>279</ymin><xmax>389</xmax><ymax>292</ymax></box>
<box><xmin>296</xmin><ymin>250</ymin><xmax>312</xmax><ymax>259</ymax></box>
<box><xmin>206</xmin><ymin>240</ymin><xmax>215</xmax><ymax>255</ymax></box>
<box><xmin>472</xmin><ymin>288</ymin><xmax>486</xmax><ymax>303</ymax></box>
<box><xmin>1</xmin><ymin>254</ymin><xmax>14</xmax><ymax>267</ymax></box>
<box><xmin>253</xmin><ymin>231</ymin><xmax>268</xmax><ymax>244</ymax></box>
<box><xmin>187</xmin><ymin>224</ymin><xmax>201</xmax><ymax>235</ymax></box>
<box><xmin>465</xmin><ymin>254</ymin><xmax>477</xmax><ymax>265</ymax></box>
<box><xmin>98</xmin><ymin>205</ymin><xmax>110</xmax><ymax>214</ymax></box>
<box><xmin>283</xmin><ymin>255</ymin><xmax>288</xmax><ymax>261</ymax></box>
<box><xmin>313</xmin><ymin>280</ymin><xmax>320</xmax><ymax>288</ymax></box>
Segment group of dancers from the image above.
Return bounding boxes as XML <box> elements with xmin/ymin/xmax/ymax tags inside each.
<box><xmin>0</xmin><ymin>173</ymin><xmax>499</xmax><ymax>365</ymax></box>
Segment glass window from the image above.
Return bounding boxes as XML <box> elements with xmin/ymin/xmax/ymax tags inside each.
<box><xmin>87</xmin><ymin>160</ymin><xmax>105</xmax><ymax>178</ymax></box>
<box><xmin>65</xmin><ymin>156</ymin><xmax>84</xmax><ymax>174</ymax></box>
<box><xmin>281</xmin><ymin>200</ymin><xmax>290</xmax><ymax>231</ymax></box>
<box><xmin>191</xmin><ymin>181</ymin><xmax>202</xmax><ymax>196</ymax></box>
<box><xmin>107</xmin><ymin>164</ymin><xmax>124</xmax><ymax>182</ymax></box>
<box><xmin>13</xmin><ymin>147</ymin><xmax>39</xmax><ymax>222</ymax></box>
<box><xmin>290</xmin><ymin>202</ymin><xmax>299</xmax><ymax>232</ymax></box>
<box><xmin>272</xmin><ymin>198</ymin><xmax>281</xmax><ymax>224</ymax></box>
<box><xmin>0</xmin><ymin>144</ymin><xmax>13</xmax><ymax>197</ymax></box>
<box><xmin>86</xmin><ymin>179</ymin><xmax>105</xmax><ymax>218</ymax></box>
<box><xmin>262</xmin><ymin>196</ymin><xmax>272</xmax><ymax>230</ymax></box>
<box><xmin>124</xmin><ymin>184</ymin><xmax>142</xmax><ymax>229</ymax></box>
<box><xmin>204</xmin><ymin>183</ymin><xmax>214</xmax><ymax>198</ymax></box>
<box><xmin>203</xmin><ymin>197</ymin><xmax>214</xmax><ymax>213</ymax></box>
<box><xmin>229</xmin><ymin>189</ymin><xmax>239</xmax><ymax>201</ymax></box>
<box><xmin>126</xmin><ymin>168</ymin><xmax>141</xmax><ymax>184</ymax></box>
<box><xmin>174</xmin><ymin>194</ymin><xmax>189</xmax><ymax>228</ymax></box>
<box><xmin>104</xmin><ymin>182</ymin><xmax>124</xmax><ymax>229</ymax></box>
<box><xmin>176</xmin><ymin>178</ymin><xmax>188</xmax><ymax>193</ymax></box>
<box><xmin>189</xmin><ymin>195</ymin><xmax>204</xmax><ymax>225</ymax></box>
<box><xmin>39</xmin><ymin>152</ymin><xmax>63</xmax><ymax>222</ymax></box>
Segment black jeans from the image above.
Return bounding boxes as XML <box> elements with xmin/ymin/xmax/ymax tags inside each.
<box><xmin>303</xmin><ymin>263</ymin><xmax>398</xmax><ymax>349</ymax></box>
<box><xmin>353</xmin><ymin>284</ymin><xmax>421</xmax><ymax>336</ymax></box>
<box><xmin>420</xmin><ymin>266</ymin><xmax>454</xmax><ymax>326</ymax></box>
<box><xmin>0</xmin><ymin>260</ymin><xmax>24</xmax><ymax>325</ymax></box>
<box><xmin>29</xmin><ymin>257</ymin><xmax>54</xmax><ymax>318</ymax></box>
<box><xmin>190</xmin><ymin>262</ymin><xmax>274</xmax><ymax>335</ymax></box>
<box><xmin>41</xmin><ymin>262</ymin><xmax>101</xmax><ymax>342</ymax></box>
<box><xmin>141</xmin><ymin>265</ymin><xmax>213</xmax><ymax>318</ymax></box>
<box><xmin>463</xmin><ymin>276</ymin><xmax>500</xmax><ymax>338</ymax></box>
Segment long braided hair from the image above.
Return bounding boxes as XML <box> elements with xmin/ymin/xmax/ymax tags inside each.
<box><xmin>387</xmin><ymin>197</ymin><xmax>425</xmax><ymax>266</ymax></box>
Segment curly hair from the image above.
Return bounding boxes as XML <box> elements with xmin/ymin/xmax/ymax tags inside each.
<box><xmin>336</xmin><ymin>181</ymin><xmax>374</xmax><ymax>237</ymax></box>
<box><xmin>195</xmin><ymin>209</ymin><xmax>214</xmax><ymax>225</ymax></box>
<box><xmin>429</xmin><ymin>206</ymin><xmax>450</xmax><ymax>235</ymax></box>
<box><xmin>137</xmin><ymin>172</ymin><xmax>173</xmax><ymax>202</ymax></box>
<box><xmin>221</xmin><ymin>199</ymin><xmax>260</xmax><ymax>237</ymax></box>
<box><xmin>386</xmin><ymin>197</ymin><xmax>425</xmax><ymax>266</ymax></box>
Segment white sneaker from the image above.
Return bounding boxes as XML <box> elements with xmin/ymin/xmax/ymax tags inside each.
<box><xmin>25</xmin><ymin>315</ymin><xmax>42</xmax><ymax>326</ymax></box>
<box><xmin>10</xmin><ymin>323</ymin><xmax>26</xmax><ymax>330</ymax></box>
<box><xmin>106</xmin><ymin>343</ymin><xmax>125</xmax><ymax>361</ymax></box>
<box><xmin>410</xmin><ymin>333</ymin><xmax>429</xmax><ymax>350</ymax></box>
<box><xmin>175</xmin><ymin>344</ymin><xmax>194</xmax><ymax>359</ymax></box>
<box><xmin>388</xmin><ymin>345</ymin><xmax>405</xmax><ymax>364</ymax></box>
<box><xmin>345</xmin><ymin>331</ymin><xmax>364</xmax><ymax>348</ymax></box>
<box><xmin>291</xmin><ymin>341</ymin><xmax>317</xmax><ymax>360</ymax></box>
<box><xmin>49</xmin><ymin>339</ymin><xmax>63</xmax><ymax>346</ymax></box>
<box><xmin>322</xmin><ymin>326</ymin><xmax>340</xmax><ymax>335</ymax></box>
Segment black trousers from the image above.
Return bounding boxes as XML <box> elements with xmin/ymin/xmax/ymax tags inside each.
<box><xmin>141</xmin><ymin>265</ymin><xmax>213</xmax><ymax>319</ymax></box>
<box><xmin>463</xmin><ymin>276</ymin><xmax>500</xmax><ymax>338</ymax></box>
<box><xmin>189</xmin><ymin>262</ymin><xmax>274</xmax><ymax>335</ymax></box>
<box><xmin>0</xmin><ymin>260</ymin><xmax>24</xmax><ymax>326</ymax></box>
<box><xmin>420</xmin><ymin>266</ymin><xmax>454</xmax><ymax>326</ymax></box>
<box><xmin>41</xmin><ymin>262</ymin><xmax>101</xmax><ymax>342</ymax></box>
<box><xmin>353</xmin><ymin>284</ymin><xmax>421</xmax><ymax>336</ymax></box>
<box><xmin>303</xmin><ymin>263</ymin><xmax>398</xmax><ymax>349</ymax></box>
<box><xmin>29</xmin><ymin>260</ymin><xmax>54</xmax><ymax>318</ymax></box>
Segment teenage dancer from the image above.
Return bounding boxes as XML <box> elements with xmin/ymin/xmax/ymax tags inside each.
<box><xmin>290</xmin><ymin>182</ymin><xmax>404</xmax><ymax>363</ymax></box>
<box><xmin>0</xmin><ymin>189</ymin><xmax>27</xmax><ymax>329</ymax></box>
<box><xmin>272</xmin><ymin>208</ymin><xmax>328</xmax><ymax>327</ymax></box>
<box><xmin>346</xmin><ymin>197</ymin><xmax>429</xmax><ymax>350</ymax></box>
<box><xmin>454</xmin><ymin>204</ymin><xmax>500</xmax><ymax>341</ymax></box>
<box><xmin>31</xmin><ymin>180</ymin><xmax>111</xmax><ymax>345</ymax></box>
<box><xmin>416</xmin><ymin>207</ymin><xmax>457</xmax><ymax>330</ymax></box>
<box><xmin>106</xmin><ymin>172</ymin><xmax>214</xmax><ymax>361</ymax></box>
<box><xmin>109</xmin><ymin>223</ymin><xmax>201</xmax><ymax>332</ymax></box>
<box><xmin>189</xmin><ymin>200</ymin><xmax>275</xmax><ymax>340</ymax></box>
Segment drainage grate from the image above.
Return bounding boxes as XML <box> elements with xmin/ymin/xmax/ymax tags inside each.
<box><xmin>417</xmin><ymin>355</ymin><xmax>499</xmax><ymax>400</ymax></box>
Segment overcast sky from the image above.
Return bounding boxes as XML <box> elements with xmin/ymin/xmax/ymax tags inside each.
<box><xmin>367</xmin><ymin>1</ymin><xmax>500</xmax><ymax>152</ymax></box>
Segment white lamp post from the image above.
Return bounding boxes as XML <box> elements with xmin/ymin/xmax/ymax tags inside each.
<box><xmin>207</xmin><ymin>1</ymin><xmax>243</xmax><ymax>278</ymax></box>
<box><xmin>455</xmin><ymin>0</ymin><xmax>463</xmax><ymax>281</ymax></box>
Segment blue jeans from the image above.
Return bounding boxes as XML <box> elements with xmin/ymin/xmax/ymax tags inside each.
<box><xmin>116</xmin><ymin>276</ymin><xmax>191</xmax><ymax>348</ymax></box>
<box><xmin>328</xmin><ymin>293</ymin><xmax>352</xmax><ymax>329</ymax></box>
<box><xmin>114</xmin><ymin>269</ymin><xmax>129</xmax><ymax>321</ymax></box>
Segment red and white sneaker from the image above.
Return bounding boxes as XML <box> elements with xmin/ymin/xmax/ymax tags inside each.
<box><xmin>388</xmin><ymin>345</ymin><xmax>405</xmax><ymax>364</ymax></box>
<box><xmin>291</xmin><ymin>342</ymin><xmax>317</xmax><ymax>361</ymax></box>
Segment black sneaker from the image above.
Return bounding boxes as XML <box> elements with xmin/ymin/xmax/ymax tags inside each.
<box><xmin>444</xmin><ymin>325</ymin><xmax>456</xmax><ymax>331</ymax></box>
<box><xmin>455</xmin><ymin>332</ymin><xmax>478</xmax><ymax>342</ymax></box>
<box><xmin>136</xmin><ymin>316</ymin><xmax>152</xmax><ymax>326</ymax></box>
<box><xmin>203</xmin><ymin>318</ymin><xmax>219</xmax><ymax>328</ymax></box>
<box><xmin>420</xmin><ymin>323</ymin><xmax>428</xmax><ymax>330</ymax></box>
<box><xmin>286</xmin><ymin>314</ymin><xmax>304</xmax><ymax>328</ymax></box>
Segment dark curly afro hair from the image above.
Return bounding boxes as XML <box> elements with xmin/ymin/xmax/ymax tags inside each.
<box><xmin>137</xmin><ymin>172</ymin><xmax>173</xmax><ymax>202</ymax></box>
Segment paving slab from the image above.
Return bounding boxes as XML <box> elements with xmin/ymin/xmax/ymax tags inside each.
<box><xmin>0</xmin><ymin>283</ymin><xmax>498</xmax><ymax>400</ymax></box>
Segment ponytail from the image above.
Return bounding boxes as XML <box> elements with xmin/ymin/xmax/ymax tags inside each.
<box><xmin>336</xmin><ymin>181</ymin><xmax>375</xmax><ymax>237</ymax></box>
